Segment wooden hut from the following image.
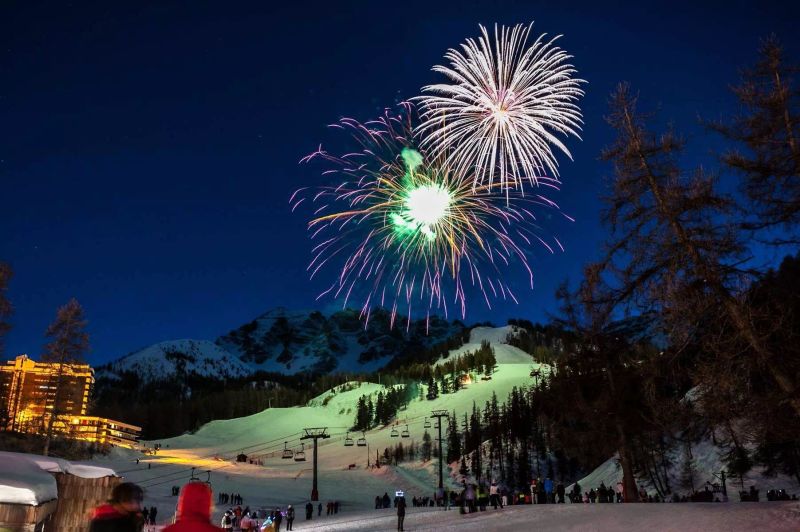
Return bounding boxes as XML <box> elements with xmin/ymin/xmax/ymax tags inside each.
<box><xmin>49</xmin><ymin>472</ymin><xmax>121</xmax><ymax>532</ymax></box>
<box><xmin>0</xmin><ymin>498</ymin><xmax>58</xmax><ymax>531</ymax></box>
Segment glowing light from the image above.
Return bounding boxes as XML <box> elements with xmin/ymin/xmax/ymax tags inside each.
<box><xmin>293</xmin><ymin>103</ymin><xmax>570</xmax><ymax>324</ymax></box>
<box><xmin>415</xmin><ymin>23</ymin><xmax>585</xmax><ymax>192</ymax></box>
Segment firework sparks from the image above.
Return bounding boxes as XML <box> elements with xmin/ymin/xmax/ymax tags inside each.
<box><xmin>415</xmin><ymin>23</ymin><xmax>585</xmax><ymax>192</ymax></box>
<box><xmin>292</xmin><ymin>104</ymin><xmax>569</xmax><ymax>325</ymax></box>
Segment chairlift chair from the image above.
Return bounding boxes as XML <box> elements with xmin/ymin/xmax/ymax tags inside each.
<box><xmin>281</xmin><ymin>441</ymin><xmax>294</xmax><ymax>460</ymax></box>
<box><xmin>390</xmin><ymin>426</ymin><xmax>399</xmax><ymax>438</ymax></box>
<box><xmin>356</xmin><ymin>432</ymin><xmax>367</xmax><ymax>447</ymax></box>
<box><xmin>401</xmin><ymin>425</ymin><xmax>410</xmax><ymax>438</ymax></box>
<box><xmin>424</xmin><ymin>418</ymin><xmax>432</xmax><ymax>429</ymax></box>
<box><xmin>344</xmin><ymin>432</ymin><xmax>354</xmax><ymax>447</ymax></box>
<box><xmin>294</xmin><ymin>443</ymin><xmax>306</xmax><ymax>462</ymax></box>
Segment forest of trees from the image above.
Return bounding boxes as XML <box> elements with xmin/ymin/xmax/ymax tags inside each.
<box><xmin>378</xmin><ymin>37</ymin><xmax>799</xmax><ymax>500</ymax></box>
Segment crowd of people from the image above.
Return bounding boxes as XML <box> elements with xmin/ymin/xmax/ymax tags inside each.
<box><xmin>218</xmin><ymin>492</ymin><xmax>244</xmax><ymax>505</ymax></box>
<box><xmin>86</xmin><ymin>476</ymin><xmax>799</xmax><ymax>532</ymax></box>
<box><xmin>87</xmin><ymin>480</ymin><xmax>340</xmax><ymax>532</ymax></box>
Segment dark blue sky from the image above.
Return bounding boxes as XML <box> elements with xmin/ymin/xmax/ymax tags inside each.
<box><xmin>2</xmin><ymin>1</ymin><xmax>797</xmax><ymax>365</ymax></box>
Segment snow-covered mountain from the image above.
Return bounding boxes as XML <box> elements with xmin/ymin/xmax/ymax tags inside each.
<box><xmin>215</xmin><ymin>307</ymin><xmax>465</xmax><ymax>374</ymax></box>
<box><xmin>96</xmin><ymin>339</ymin><xmax>253</xmax><ymax>381</ymax></box>
<box><xmin>98</xmin><ymin>307</ymin><xmax>466</xmax><ymax>382</ymax></box>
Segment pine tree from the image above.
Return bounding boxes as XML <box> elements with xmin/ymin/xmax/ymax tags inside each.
<box><xmin>459</xmin><ymin>456</ymin><xmax>469</xmax><ymax>477</ymax></box>
<box><xmin>601</xmin><ymin>83</ymin><xmax>800</xmax><ymax>418</ymax></box>
<box><xmin>446</xmin><ymin>412</ymin><xmax>461</xmax><ymax>463</ymax></box>
<box><xmin>421</xmin><ymin>430</ymin><xmax>432</xmax><ymax>461</ymax></box>
<box><xmin>41</xmin><ymin>299</ymin><xmax>89</xmax><ymax>456</ymax></box>
<box><xmin>374</xmin><ymin>392</ymin><xmax>385</xmax><ymax>426</ymax></box>
<box><xmin>713</xmin><ymin>36</ymin><xmax>800</xmax><ymax>242</ymax></box>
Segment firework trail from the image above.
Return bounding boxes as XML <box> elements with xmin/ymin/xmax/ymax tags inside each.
<box><xmin>292</xmin><ymin>103</ymin><xmax>571</xmax><ymax>327</ymax></box>
<box><xmin>415</xmin><ymin>23</ymin><xmax>585</xmax><ymax>193</ymax></box>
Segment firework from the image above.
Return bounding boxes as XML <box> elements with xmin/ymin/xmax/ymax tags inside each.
<box><xmin>415</xmin><ymin>23</ymin><xmax>585</xmax><ymax>192</ymax></box>
<box><xmin>292</xmin><ymin>104</ymin><xmax>570</xmax><ymax>326</ymax></box>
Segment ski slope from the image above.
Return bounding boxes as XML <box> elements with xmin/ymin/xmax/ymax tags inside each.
<box><xmin>87</xmin><ymin>327</ymin><xmax>541</xmax><ymax>522</ymax></box>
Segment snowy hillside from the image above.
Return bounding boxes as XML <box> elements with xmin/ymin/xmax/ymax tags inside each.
<box><xmin>215</xmin><ymin>307</ymin><xmax>465</xmax><ymax>374</ymax></box>
<box><xmin>94</xmin><ymin>326</ymin><xmax>541</xmax><ymax>519</ymax></box>
<box><xmin>96</xmin><ymin>339</ymin><xmax>253</xmax><ymax>382</ymax></box>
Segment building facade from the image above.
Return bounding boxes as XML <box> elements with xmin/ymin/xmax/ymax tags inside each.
<box><xmin>0</xmin><ymin>355</ymin><xmax>140</xmax><ymax>448</ymax></box>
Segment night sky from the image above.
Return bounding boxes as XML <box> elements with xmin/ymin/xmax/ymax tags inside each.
<box><xmin>2</xmin><ymin>1</ymin><xmax>797</xmax><ymax>365</ymax></box>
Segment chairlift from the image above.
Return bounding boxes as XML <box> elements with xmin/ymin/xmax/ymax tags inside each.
<box><xmin>189</xmin><ymin>467</ymin><xmax>198</xmax><ymax>481</ymax></box>
<box><xmin>281</xmin><ymin>441</ymin><xmax>294</xmax><ymax>460</ymax></box>
<box><xmin>401</xmin><ymin>425</ymin><xmax>410</xmax><ymax>438</ymax></box>
<box><xmin>423</xmin><ymin>418</ymin><xmax>431</xmax><ymax>429</ymax></box>
<box><xmin>344</xmin><ymin>432</ymin><xmax>354</xmax><ymax>447</ymax></box>
<box><xmin>294</xmin><ymin>443</ymin><xmax>306</xmax><ymax>462</ymax></box>
<box><xmin>356</xmin><ymin>432</ymin><xmax>367</xmax><ymax>447</ymax></box>
<box><xmin>390</xmin><ymin>426</ymin><xmax>399</xmax><ymax>438</ymax></box>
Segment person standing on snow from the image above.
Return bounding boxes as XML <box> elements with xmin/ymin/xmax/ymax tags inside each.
<box><xmin>557</xmin><ymin>482</ymin><xmax>566</xmax><ymax>504</ymax></box>
<box><xmin>286</xmin><ymin>505</ymin><xmax>295</xmax><ymax>531</ymax></box>
<box><xmin>396</xmin><ymin>496</ymin><xmax>406</xmax><ymax>532</ymax></box>
<box><xmin>89</xmin><ymin>482</ymin><xmax>145</xmax><ymax>532</ymax></box>
<box><xmin>162</xmin><ymin>481</ymin><xmax>224</xmax><ymax>532</ymax></box>
<box><xmin>544</xmin><ymin>477</ymin><xmax>554</xmax><ymax>504</ymax></box>
<box><xmin>305</xmin><ymin>502</ymin><xmax>313</xmax><ymax>520</ymax></box>
<box><xmin>221</xmin><ymin>510</ymin><xmax>233</xmax><ymax>531</ymax></box>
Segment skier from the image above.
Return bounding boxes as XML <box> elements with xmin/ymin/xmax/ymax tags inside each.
<box><xmin>273</xmin><ymin>508</ymin><xmax>282</xmax><ymax>532</ymax></box>
<box><xmin>557</xmin><ymin>482</ymin><xmax>565</xmax><ymax>504</ymax></box>
<box><xmin>382</xmin><ymin>492</ymin><xmax>391</xmax><ymax>509</ymax></box>
<box><xmin>317</xmin><ymin>503</ymin><xmax>322</xmax><ymax>516</ymax></box>
<box><xmin>304</xmin><ymin>502</ymin><xmax>313</xmax><ymax>521</ymax></box>
<box><xmin>286</xmin><ymin>505</ymin><xmax>295</xmax><ymax>531</ymax></box>
<box><xmin>375</xmin><ymin>495</ymin><xmax>381</xmax><ymax>509</ymax></box>
<box><xmin>490</xmin><ymin>482</ymin><xmax>499</xmax><ymax>509</ymax></box>
<box><xmin>530</xmin><ymin>478</ymin><xmax>538</xmax><ymax>504</ymax></box>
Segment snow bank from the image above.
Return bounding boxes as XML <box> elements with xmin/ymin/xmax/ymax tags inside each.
<box><xmin>0</xmin><ymin>452</ymin><xmax>117</xmax><ymax>506</ymax></box>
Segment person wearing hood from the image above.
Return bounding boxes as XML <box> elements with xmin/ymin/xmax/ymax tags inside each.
<box><xmin>163</xmin><ymin>481</ymin><xmax>224</xmax><ymax>532</ymax></box>
<box><xmin>90</xmin><ymin>482</ymin><xmax>145</xmax><ymax>532</ymax></box>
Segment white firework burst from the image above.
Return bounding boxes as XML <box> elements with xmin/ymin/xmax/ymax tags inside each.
<box><xmin>415</xmin><ymin>23</ymin><xmax>585</xmax><ymax>192</ymax></box>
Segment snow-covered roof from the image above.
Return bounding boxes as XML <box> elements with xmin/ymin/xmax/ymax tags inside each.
<box><xmin>0</xmin><ymin>452</ymin><xmax>117</xmax><ymax>506</ymax></box>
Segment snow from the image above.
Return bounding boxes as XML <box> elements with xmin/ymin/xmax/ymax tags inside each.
<box><xmin>84</xmin><ymin>327</ymin><xmax>544</xmax><ymax>525</ymax></box>
<box><xmin>0</xmin><ymin>451</ymin><xmax>116</xmax><ymax>506</ymax></box>
<box><xmin>575</xmin><ymin>436</ymin><xmax>800</xmax><ymax>500</ymax></box>
<box><xmin>260</xmin><ymin>502</ymin><xmax>800</xmax><ymax>531</ymax></box>
<box><xmin>98</xmin><ymin>339</ymin><xmax>253</xmax><ymax>381</ymax></box>
<box><xmin>83</xmin><ymin>326</ymin><xmax>800</xmax><ymax>530</ymax></box>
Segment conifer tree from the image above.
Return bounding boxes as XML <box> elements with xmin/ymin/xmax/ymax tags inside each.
<box><xmin>714</xmin><ymin>36</ymin><xmax>800</xmax><ymax>242</ymax></box>
<box><xmin>446</xmin><ymin>411</ymin><xmax>461</xmax><ymax>463</ymax></box>
<box><xmin>41</xmin><ymin>299</ymin><xmax>89</xmax><ymax>456</ymax></box>
<box><xmin>601</xmin><ymin>83</ymin><xmax>800</xmax><ymax>418</ymax></box>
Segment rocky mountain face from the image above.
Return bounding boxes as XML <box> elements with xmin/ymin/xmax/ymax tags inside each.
<box><xmin>98</xmin><ymin>307</ymin><xmax>466</xmax><ymax>382</ymax></box>
<box><xmin>215</xmin><ymin>307</ymin><xmax>465</xmax><ymax>374</ymax></box>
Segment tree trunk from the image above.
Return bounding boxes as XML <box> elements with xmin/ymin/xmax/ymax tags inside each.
<box><xmin>42</xmin><ymin>362</ymin><xmax>65</xmax><ymax>457</ymax></box>
<box><xmin>622</xmin><ymin>104</ymin><xmax>800</xmax><ymax>419</ymax></box>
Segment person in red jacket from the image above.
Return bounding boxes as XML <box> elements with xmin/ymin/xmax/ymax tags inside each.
<box><xmin>89</xmin><ymin>482</ymin><xmax>145</xmax><ymax>532</ymax></box>
<box><xmin>163</xmin><ymin>481</ymin><xmax>224</xmax><ymax>532</ymax></box>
